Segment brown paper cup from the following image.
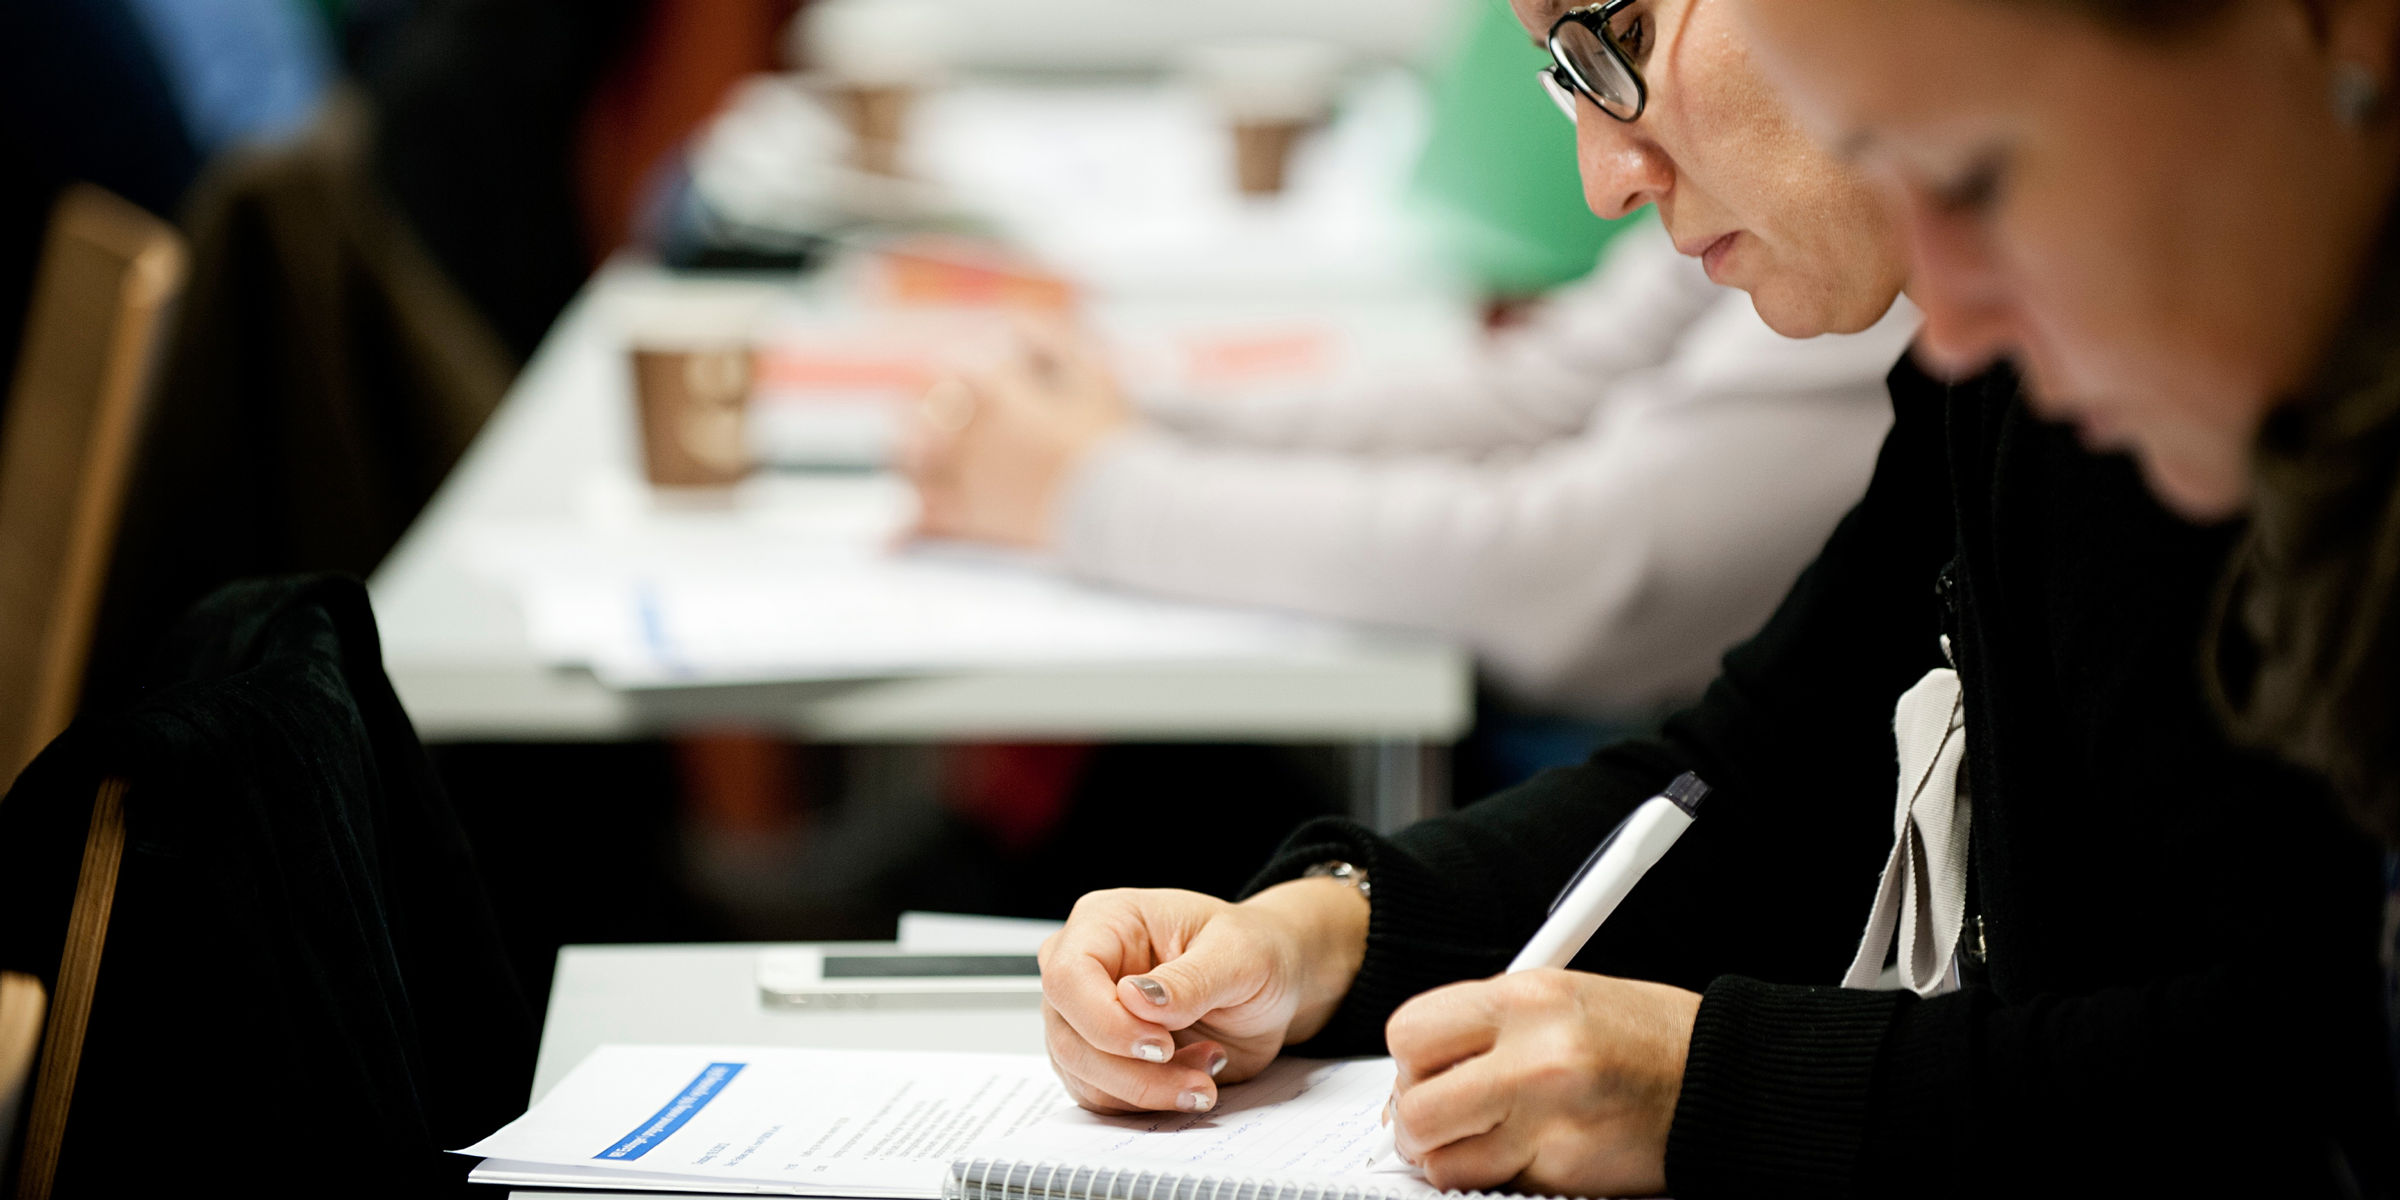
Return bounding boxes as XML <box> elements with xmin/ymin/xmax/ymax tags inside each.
<box><xmin>1232</xmin><ymin>119</ymin><xmax>1308</xmax><ymax>197</ymax></box>
<box><xmin>833</xmin><ymin>83</ymin><xmax>914</xmax><ymax>176</ymax></box>
<box><xmin>632</xmin><ymin>345</ymin><xmax>755</xmax><ymax>487</ymax></box>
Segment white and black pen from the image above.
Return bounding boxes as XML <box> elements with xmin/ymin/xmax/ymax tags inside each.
<box><xmin>1366</xmin><ymin>772</ymin><xmax>1711</xmax><ymax>1171</ymax></box>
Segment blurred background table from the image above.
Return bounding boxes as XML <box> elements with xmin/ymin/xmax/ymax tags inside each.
<box><xmin>370</xmin><ymin>294</ymin><xmax>1467</xmax><ymax>830</ymax></box>
<box><xmin>369</xmin><ymin>74</ymin><xmax>1483</xmax><ymax>832</ymax></box>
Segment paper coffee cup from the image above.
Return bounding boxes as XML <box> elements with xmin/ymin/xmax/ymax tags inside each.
<box><xmin>616</xmin><ymin>284</ymin><xmax>778</xmax><ymax>488</ymax></box>
<box><xmin>1183</xmin><ymin>40</ymin><xmax>1346</xmax><ymax>197</ymax></box>
<box><xmin>831</xmin><ymin>83</ymin><xmax>913</xmax><ymax>177</ymax></box>
<box><xmin>631</xmin><ymin>346</ymin><xmax>753</xmax><ymax>487</ymax></box>
<box><xmin>1231</xmin><ymin>120</ymin><xmax>1309</xmax><ymax>196</ymax></box>
<box><xmin>799</xmin><ymin>0</ymin><xmax>947</xmax><ymax>176</ymax></box>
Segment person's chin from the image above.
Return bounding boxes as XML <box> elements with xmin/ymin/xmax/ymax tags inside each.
<box><xmin>1745</xmin><ymin>284</ymin><xmax>1835</xmax><ymax>340</ymax></box>
<box><xmin>2132</xmin><ymin>441</ymin><xmax>2253</xmax><ymax>524</ymax></box>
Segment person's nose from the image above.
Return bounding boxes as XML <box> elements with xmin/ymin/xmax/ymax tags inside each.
<box><xmin>1896</xmin><ymin>184</ymin><xmax>2018</xmax><ymax>380</ymax></box>
<box><xmin>1575</xmin><ymin>102</ymin><xmax>1672</xmax><ymax>220</ymax></box>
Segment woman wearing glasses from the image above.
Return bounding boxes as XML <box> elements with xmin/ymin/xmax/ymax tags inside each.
<box><xmin>1032</xmin><ymin>1</ymin><xmax>2392</xmax><ymax>1195</ymax></box>
<box><xmin>898</xmin><ymin>19</ymin><xmax>1917</xmax><ymax>725</ymax></box>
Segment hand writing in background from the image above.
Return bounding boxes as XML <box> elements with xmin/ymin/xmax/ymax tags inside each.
<box><xmin>1385</xmin><ymin>970</ymin><xmax>1700</xmax><ymax>1197</ymax></box>
<box><xmin>1035</xmin><ymin>881</ymin><xmax>1369</xmax><ymax>1116</ymax></box>
<box><xmin>900</xmin><ymin>320</ymin><xmax>1134</xmax><ymax>549</ymax></box>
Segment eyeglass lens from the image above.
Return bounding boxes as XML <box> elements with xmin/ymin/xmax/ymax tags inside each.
<box><xmin>1550</xmin><ymin>19</ymin><xmax>1641</xmax><ymax>120</ymax></box>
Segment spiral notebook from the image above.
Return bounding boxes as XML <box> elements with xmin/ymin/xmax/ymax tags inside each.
<box><xmin>462</xmin><ymin>1045</ymin><xmax>1525</xmax><ymax>1199</ymax></box>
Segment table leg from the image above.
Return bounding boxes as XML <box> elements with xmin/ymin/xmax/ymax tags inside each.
<box><xmin>1350</xmin><ymin>740</ymin><xmax>1449</xmax><ymax>834</ymax></box>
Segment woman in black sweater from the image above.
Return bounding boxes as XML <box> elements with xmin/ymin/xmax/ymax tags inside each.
<box><xmin>1033</xmin><ymin>2</ymin><xmax>2397</xmax><ymax>1197</ymax></box>
<box><xmin>1045</xmin><ymin>358</ymin><xmax>2392</xmax><ymax>1197</ymax></box>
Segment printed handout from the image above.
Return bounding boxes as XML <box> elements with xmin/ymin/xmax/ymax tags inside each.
<box><xmin>460</xmin><ymin>1045</ymin><xmax>1431</xmax><ymax>1196</ymax></box>
<box><xmin>465</xmin><ymin>1046</ymin><xmax>1067</xmax><ymax>1194</ymax></box>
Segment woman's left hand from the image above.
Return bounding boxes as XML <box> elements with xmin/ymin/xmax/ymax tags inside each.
<box><xmin>1384</xmin><ymin>970</ymin><xmax>1702</xmax><ymax>1198</ymax></box>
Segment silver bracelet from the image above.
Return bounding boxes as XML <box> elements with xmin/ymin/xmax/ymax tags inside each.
<box><xmin>1302</xmin><ymin>860</ymin><xmax>1372</xmax><ymax>902</ymax></box>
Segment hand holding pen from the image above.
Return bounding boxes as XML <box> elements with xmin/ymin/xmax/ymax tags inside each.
<box><xmin>1369</xmin><ymin>774</ymin><xmax>1711</xmax><ymax>1198</ymax></box>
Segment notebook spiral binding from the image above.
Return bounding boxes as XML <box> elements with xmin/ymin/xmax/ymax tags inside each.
<box><xmin>943</xmin><ymin>1158</ymin><xmax>1519</xmax><ymax>1200</ymax></box>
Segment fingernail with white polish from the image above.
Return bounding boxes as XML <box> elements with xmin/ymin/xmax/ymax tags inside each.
<box><xmin>1178</xmin><ymin>1089</ymin><xmax>1214</xmax><ymax>1113</ymax></box>
<box><xmin>1207</xmin><ymin>1053</ymin><xmax>1228</xmax><ymax>1078</ymax></box>
<box><xmin>1135</xmin><ymin>1040</ymin><xmax>1170</xmax><ymax>1063</ymax></box>
<box><xmin>1130</xmin><ymin>977</ymin><xmax>1169</xmax><ymax>1005</ymax></box>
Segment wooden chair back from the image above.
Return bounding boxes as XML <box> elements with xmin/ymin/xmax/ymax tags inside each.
<box><xmin>0</xmin><ymin>186</ymin><xmax>186</xmax><ymax>790</ymax></box>
<box><xmin>7</xmin><ymin>778</ymin><xmax>128</xmax><ymax>1200</ymax></box>
<box><xmin>0</xmin><ymin>972</ymin><xmax>46</xmax><ymax>1194</ymax></box>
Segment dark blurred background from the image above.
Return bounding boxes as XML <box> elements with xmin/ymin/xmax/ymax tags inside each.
<box><xmin>0</xmin><ymin>0</ymin><xmax>1607</xmax><ymax>1004</ymax></box>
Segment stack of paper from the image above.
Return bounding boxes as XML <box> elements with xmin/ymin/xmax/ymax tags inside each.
<box><xmin>460</xmin><ymin>492</ymin><xmax>1377</xmax><ymax>688</ymax></box>
<box><xmin>501</xmin><ymin>542</ymin><xmax>1361</xmax><ymax>689</ymax></box>
<box><xmin>463</xmin><ymin>1045</ymin><xmax>1426</xmax><ymax>1196</ymax></box>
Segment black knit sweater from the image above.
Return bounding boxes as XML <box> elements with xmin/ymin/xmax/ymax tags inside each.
<box><xmin>1247</xmin><ymin>362</ymin><xmax>2396</xmax><ymax>1198</ymax></box>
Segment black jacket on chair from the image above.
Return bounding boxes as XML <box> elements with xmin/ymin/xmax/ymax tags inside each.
<box><xmin>0</xmin><ymin>574</ymin><xmax>533</xmax><ymax>1195</ymax></box>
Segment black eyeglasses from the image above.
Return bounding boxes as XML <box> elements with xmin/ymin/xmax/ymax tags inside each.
<box><xmin>1539</xmin><ymin>0</ymin><xmax>1649</xmax><ymax>124</ymax></box>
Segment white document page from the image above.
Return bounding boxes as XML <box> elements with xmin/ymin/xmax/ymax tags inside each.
<box><xmin>463</xmin><ymin>1045</ymin><xmax>1432</xmax><ymax>1197</ymax></box>
<box><xmin>990</xmin><ymin>1056</ymin><xmax>1428</xmax><ymax>1186</ymax></box>
<box><xmin>477</xmin><ymin>520</ymin><xmax>1366</xmax><ymax>689</ymax></box>
<box><xmin>462</xmin><ymin>1045</ymin><xmax>1068</xmax><ymax>1195</ymax></box>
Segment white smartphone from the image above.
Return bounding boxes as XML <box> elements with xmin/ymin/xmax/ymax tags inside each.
<box><xmin>756</xmin><ymin>947</ymin><xmax>1045</xmax><ymax>1008</ymax></box>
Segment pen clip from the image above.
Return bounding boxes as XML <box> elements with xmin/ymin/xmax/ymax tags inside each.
<box><xmin>1549</xmin><ymin>823</ymin><xmax>1626</xmax><ymax>915</ymax></box>
<box><xmin>1546</xmin><ymin>772</ymin><xmax>1708</xmax><ymax>915</ymax></box>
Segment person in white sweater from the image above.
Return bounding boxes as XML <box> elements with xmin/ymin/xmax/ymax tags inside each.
<box><xmin>902</xmin><ymin>218</ymin><xmax>1920</xmax><ymax>718</ymax></box>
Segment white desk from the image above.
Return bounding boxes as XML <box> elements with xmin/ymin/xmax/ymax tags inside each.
<box><xmin>370</xmin><ymin>92</ymin><xmax>1487</xmax><ymax>832</ymax></box>
<box><xmin>369</xmin><ymin>269</ymin><xmax>1467</xmax><ymax>829</ymax></box>
<box><xmin>530</xmin><ymin>943</ymin><xmax>1047</xmax><ymax>1103</ymax></box>
<box><xmin>518</xmin><ymin>941</ymin><xmax>1049</xmax><ymax>1199</ymax></box>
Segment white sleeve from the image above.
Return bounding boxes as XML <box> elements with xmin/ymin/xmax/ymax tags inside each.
<box><xmin>1054</xmin><ymin>293</ymin><xmax>1921</xmax><ymax>716</ymax></box>
<box><xmin>1146</xmin><ymin>220</ymin><xmax>1722</xmax><ymax>459</ymax></box>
